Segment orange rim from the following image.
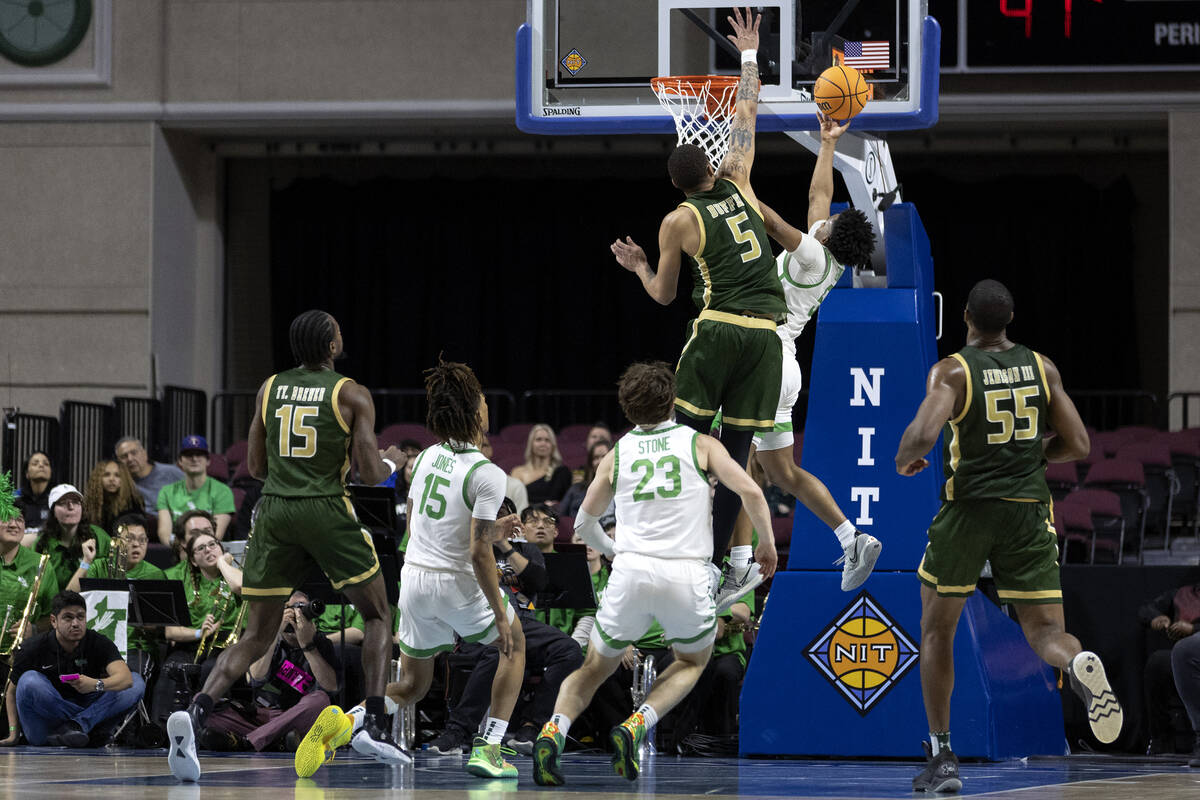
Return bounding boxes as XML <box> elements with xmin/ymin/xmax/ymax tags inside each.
<box><xmin>651</xmin><ymin>75</ymin><xmax>742</xmax><ymax>119</ymax></box>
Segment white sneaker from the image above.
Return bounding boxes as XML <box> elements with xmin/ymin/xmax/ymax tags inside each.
<box><xmin>167</xmin><ymin>710</ymin><xmax>201</xmax><ymax>782</ymax></box>
<box><xmin>1069</xmin><ymin>651</ymin><xmax>1123</xmax><ymax>744</ymax></box>
<box><xmin>351</xmin><ymin>728</ymin><xmax>413</xmax><ymax>765</ymax></box>
<box><xmin>714</xmin><ymin>561</ymin><xmax>764</xmax><ymax>614</ymax></box>
<box><xmin>837</xmin><ymin>532</ymin><xmax>882</xmax><ymax>591</ymax></box>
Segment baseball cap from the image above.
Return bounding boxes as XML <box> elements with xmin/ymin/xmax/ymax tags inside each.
<box><xmin>48</xmin><ymin>484</ymin><xmax>83</xmax><ymax>508</ymax></box>
<box><xmin>180</xmin><ymin>435</ymin><xmax>209</xmax><ymax>455</ymax></box>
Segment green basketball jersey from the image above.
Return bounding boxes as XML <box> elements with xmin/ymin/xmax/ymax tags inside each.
<box><xmin>678</xmin><ymin>179</ymin><xmax>787</xmax><ymax>319</ymax></box>
<box><xmin>262</xmin><ymin>367</ymin><xmax>354</xmax><ymax>498</ymax></box>
<box><xmin>941</xmin><ymin>344</ymin><xmax>1052</xmax><ymax>503</ymax></box>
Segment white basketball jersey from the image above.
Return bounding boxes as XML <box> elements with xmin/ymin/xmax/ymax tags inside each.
<box><xmin>404</xmin><ymin>442</ymin><xmax>506</xmax><ymax>575</ymax></box>
<box><xmin>775</xmin><ymin>223</ymin><xmax>845</xmax><ymax>358</ymax></box>
<box><xmin>612</xmin><ymin>422</ymin><xmax>712</xmax><ymax>560</ymax></box>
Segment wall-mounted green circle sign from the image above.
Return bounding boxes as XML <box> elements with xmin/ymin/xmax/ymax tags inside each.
<box><xmin>0</xmin><ymin>0</ymin><xmax>93</xmax><ymax>68</ymax></box>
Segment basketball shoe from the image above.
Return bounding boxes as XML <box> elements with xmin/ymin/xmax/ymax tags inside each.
<box><xmin>166</xmin><ymin>708</ymin><xmax>202</xmax><ymax>782</ymax></box>
<box><xmin>350</xmin><ymin>714</ymin><xmax>412</xmax><ymax>766</ymax></box>
<box><xmin>295</xmin><ymin>705</ymin><xmax>355</xmax><ymax>778</ymax></box>
<box><xmin>912</xmin><ymin>741</ymin><xmax>961</xmax><ymax>793</ymax></box>
<box><xmin>465</xmin><ymin>737</ymin><xmax>518</xmax><ymax>779</ymax></box>
<box><xmin>610</xmin><ymin>711</ymin><xmax>648</xmax><ymax>781</ymax></box>
<box><xmin>1068</xmin><ymin>650</ymin><xmax>1123</xmax><ymax>744</ymax></box>
<box><xmin>714</xmin><ymin>561</ymin><xmax>764</xmax><ymax>614</ymax></box>
<box><xmin>836</xmin><ymin>531</ymin><xmax>882</xmax><ymax>591</ymax></box>
<box><xmin>532</xmin><ymin>721</ymin><xmax>566</xmax><ymax>786</ymax></box>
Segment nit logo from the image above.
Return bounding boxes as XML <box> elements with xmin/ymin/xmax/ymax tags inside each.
<box><xmin>805</xmin><ymin>591</ymin><xmax>918</xmax><ymax>716</ymax></box>
<box><xmin>560</xmin><ymin>49</ymin><xmax>587</xmax><ymax>76</ymax></box>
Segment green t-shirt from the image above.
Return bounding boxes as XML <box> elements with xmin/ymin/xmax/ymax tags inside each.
<box><xmin>88</xmin><ymin>559</ymin><xmax>167</xmax><ymax>651</ymax></box>
<box><xmin>41</xmin><ymin>525</ymin><xmax>110</xmax><ymax>594</ymax></box>
<box><xmin>164</xmin><ymin>560</ymin><xmax>188</xmax><ymax>581</ymax></box>
<box><xmin>185</xmin><ymin>569</ymin><xmax>245</xmax><ymax>636</ymax></box>
<box><xmin>0</xmin><ymin>545</ymin><xmax>60</xmax><ymax>650</ymax></box>
<box><xmin>157</xmin><ymin>477</ymin><xmax>236</xmax><ymax>522</ymax></box>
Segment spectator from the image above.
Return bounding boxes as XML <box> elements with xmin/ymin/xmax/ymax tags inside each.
<box><xmin>165</xmin><ymin>511</ymin><xmax>219</xmax><ymax>578</ymax></box>
<box><xmin>14</xmin><ymin>450</ymin><xmax>53</xmax><ymax>532</ymax></box>
<box><xmin>10</xmin><ymin>590</ymin><xmax>145</xmax><ymax>747</ymax></box>
<box><xmin>559</xmin><ymin>441</ymin><xmax>612</xmax><ymax>518</ymax></box>
<box><xmin>156</xmin><ymin>436</ymin><xmax>236</xmax><ymax>545</ymax></box>
<box><xmin>480</xmin><ymin>437</ymin><xmax>529</xmax><ymax>513</ymax></box>
<box><xmin>77</xmin><ymin>514</ymin><xmax>166</xmax><ymax>678</ymax></box>
<box><xmin>82</xmin><ymin>460</ymin><xmax>145</xmax><ymax>535</ymax></box>
<box><xmin>1172</xmin><ymin>627</ymin><xmax>1200</xmax><ymax>767</ymax></box>
<box><xmin>1141</xmin><ymin>580</ymin><xmax>1200</xmax><ymax>754</ymax></box>
<box><xmin>584</xmin><ymin>423</ymin><xmax>613</xmax><ymax>453</ymax></box>
<box><xmin>31</xmin><ymin>485</ymin><xmax>111</xmax><ymax>595</ymax></box>
<box><xmin>522</xmin><ymin>504</ymin><xmax>560</xmax><ymax>555</ymax></box>
<box><xmin>511</xmin><ymin>424</ymin><xmax>572</xmax><ymax>506</ymax></box>
<box><xmin>115</xmin><ymin>437</ymin><xmax>184</xmax><ymax>511</ymax></box>
<box><xmin>0</xmin><ymin>513</ymin><xmax>61</xmax><ymax>745</ymax></box>
<box><xmin>200</xmin><ymin>590</ymin><xmax>339</xmax><ymax>752</ymax></box>
<box><xmin>426</xmin><ymin>499</ymin><xmax>582</xmax><ymax>756</ymax></box>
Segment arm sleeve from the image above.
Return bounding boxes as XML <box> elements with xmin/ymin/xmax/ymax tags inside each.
<box><xmin>786</xmin><ymin>234</ymin><xmax>831</xmax><ymax>284</ymax></box>
<box><xmin>574</xmin><ymin>509</ymin><xmax>616</xmax><ymax>559</ymax></box>
<box><xmin>469</xmin><ymin>463</ymin><xmax>508</xmax><ymax>521</ymax></box>
<box><xmin>514</xmin><ymin>542</ymin><xmax>548</xmax><ymax>592</ymax></box>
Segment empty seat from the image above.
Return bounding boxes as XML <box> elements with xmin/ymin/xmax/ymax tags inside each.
<box><xmin>379</xmin><ymin>423</ymin><xmax>436</xmax><ymax>449</ymax></box>
<box><xmin>224</xmin><ymin>439</ymin><xmax>248</xmax><ymax>467</ymax></box>
<box><xmin>1045</xmin><ymin>461</ymin><xmax>1080</xmax><ymax>501</ymax></box>
<box><xmin>498</xmin><ymin>423</ymin><xmax>536</xmax><ymax>444</ymax></box>
<box><xmin>1060</xmin><ymin>488</ymin><xmax>1126</xmax><ymax>565</ymax></box>
<box><xmin>207</xmin><ymin>452</ymin><xmax>230</xmax><ymax>482</ymax></box>
<box><xmin>1114</xmin><ymin>441</ymin><xmax>1179</xmax><ymax>549</ymax></box>
<box><xmin>1052</xmin><ymin>501</ymin><xmax>1093</xmax><ymax>564</ymax></box>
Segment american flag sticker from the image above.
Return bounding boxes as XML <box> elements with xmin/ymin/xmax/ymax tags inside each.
<box><xmin>843</xmin><ymin>41</ymin><xmax>890</xmax><ymax>71</ymax></box>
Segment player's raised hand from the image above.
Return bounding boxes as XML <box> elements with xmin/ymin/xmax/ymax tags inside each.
<box><xmin>817</xmin><ymin>111</ymin><xmax>851</xmax><ymax>142</ymax></box>
<box><xmin>492</xmin><ymin>513</ymin><xmax>522</xmax><ymax>543</ymax></box>
<box><xmin>611</xmin><ymin>236</ymin><xmax>648</xmax><ymax>274</ymax></box>
<box><xmin>726</xmin><ymin>6</ymin><xmax>761</xmax><ymax>52</ymax></box>
<box><xmin>897</xmin><ymin>457</ymin><xmax>930</xmax><ymax>477</ymax></box>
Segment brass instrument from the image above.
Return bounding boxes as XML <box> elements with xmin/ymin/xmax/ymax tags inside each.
<box><xmin>194</xmin><ymin>581</ymin><xmax>234</xmax><ymax>663</ymax></box>
<box><xmin>215</xmin><ymin>528</ymin><xmax>253</xmax><ymax>649</ymax></box>
<box><xmin>106</xmin><ymin>523</ymin><xmax>130</xmax><ymax>579</ymax></box>
<box><xmin>0</xmin><ymin>607</ymin><xmax>12</xmax><ymax>657</ymax></box>
<box><xmin>721</xmin><ymin>616</ymin><xmax>759</xmax><ymax>637</ymax></box>
<box><xmin>0</xmin><ymin>553</ymin><xmax>50</xmax><ymax>711</ymax></box>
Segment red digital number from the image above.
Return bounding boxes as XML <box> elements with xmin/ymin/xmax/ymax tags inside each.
<box><xmin>999</xmin><ymin>0</ymin><xmax>1103</xmax><ymax>40</ymax></box>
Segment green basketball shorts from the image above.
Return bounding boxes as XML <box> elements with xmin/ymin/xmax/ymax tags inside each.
<box><xmin>242</xmin><ymin>494</ymin><xmax>380</xmax><ymax>600</ymax></box>
<box><xmin>917</xmin><ymin>498</ymin><xmax>1061</xmax><ymax>604</ymax></box>
<box><xmin>674</xmin><ymin>310</ymin><xmax>783</xmax><ymax>433</ymax></box>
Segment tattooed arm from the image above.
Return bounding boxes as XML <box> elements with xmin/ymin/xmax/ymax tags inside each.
<box><xmin>716</xmin><ymin>7</ymin><xmax>761</xmax><ymax>189</ymax></box>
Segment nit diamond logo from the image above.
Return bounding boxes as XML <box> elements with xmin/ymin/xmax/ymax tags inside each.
<box><xmin>805</xmin><ymin>591</ymin><xmax>918</xmax><ymax>716</ymax></box>
<box><xmin>560</xmin><ymin>49</ymin><xmax>587</xmax><ymax>76</ymax></box>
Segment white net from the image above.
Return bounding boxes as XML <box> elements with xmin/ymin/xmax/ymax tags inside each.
<box><xmin>651</xmin><ymin>76</ymin><xmax>740</xmax><ymax>171</ymax></box>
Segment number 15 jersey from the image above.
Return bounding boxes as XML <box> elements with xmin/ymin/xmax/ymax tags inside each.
<box><xmin>405</xmin><ymin>443</ymin><xmax>506</xmax><ymax>576</ymax></box>
<box><xmin>262</xmin><ymin>367</ymin><xmax>354</xmax><ymax>498</ymax></box>
<box><xmin>612</xmin><ymin>422</ymin><xmax>713</xmax><ymax>560</ymax></box>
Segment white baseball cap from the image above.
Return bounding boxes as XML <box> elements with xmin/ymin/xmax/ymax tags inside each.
<box><xmin>48</xmin><ymin>484</ymin><xmax>83</xmax><ymax>508</ymax></box>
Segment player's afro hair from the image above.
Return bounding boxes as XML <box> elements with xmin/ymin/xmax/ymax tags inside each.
<box><xmin>825</xmin><ymin>208</ymin><xmax>876</xmax><ymax>269</ymax></box>
<box><xmin>289</xmin><ymin>310</ymin><xmax>336</xmax><ymax>367</ymax></box>
<box><xmin>424</xmin><ymin>357</ymin><xmax>484</xmax><ymax>445</ymax></box>
<box><xmin>966</xmin><ymin>279</ymin><xmax>1014</xmax><ymax>334</ymax></box>
<box><xmin>667</xmin><ymin>144</ymin><xmax>711</xmax><ymax>193</ymax></box>
<box><xmin>618</xmin><ymin>361</ymin><xmax>676</xmax><ymax>426</ymax></box>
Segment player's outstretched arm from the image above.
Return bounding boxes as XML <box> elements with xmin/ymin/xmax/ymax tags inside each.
<box><xmin>758</xmin><ymin>199</ymin><xmax>804</xmax><ymax>251</ymax></box>
<box><xmin>715</xmin><ymin>7</ymin><xmax>761</xmax><ymax>189</ymax></box>
<box><xmin>807</xmin><ymin>112</ymin><xmax>850</xmax><ymax>229</ymax></box>
<box><xmin>573</xmin><ymin>449</ymin><xmax>617</xmax><ymax>559</ymax></box>
<box><xmin>1040</xmin><ymin>355</ymin><xmax>1091</xmax><ymax>462</ymax></box>
<box><xmin>611</xmin><ymin>210</ymin><xmax>690</xmax><ymax>305</ymax></box>
<box><xmin>697</xmin><ymin>434</ymin><xmax>777</xmax><ymax>579</ymax></box>
<box><xmin>895</xmin><ymin>358</ymin><xmax>964</xmax><ymax>476</ymax></box>
<box><xmin>246</xmin><ymin>377</ymin><xmax>271</xmax><ymax>481</ymax></box>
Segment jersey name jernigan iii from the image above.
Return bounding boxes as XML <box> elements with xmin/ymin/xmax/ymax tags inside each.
<box><xmin>405</xmin><ymin>442</ymin><xmax>506</xmax><ymax>575</ymax></box>
<box><xmin>775</xmin><ymin>222</ymin><xmax>844</xmax><ymax>358</ymax></box>
<box><xmin>612</xmin><ymin>422</ymin><xmax>712</xmax><ymax>560</ymax></box>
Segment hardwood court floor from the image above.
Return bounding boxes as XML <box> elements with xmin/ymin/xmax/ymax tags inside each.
<box><xmin>0</xmin><ymin>747</ymin><xmax>1198</xmax><ymax>799</ymax></box>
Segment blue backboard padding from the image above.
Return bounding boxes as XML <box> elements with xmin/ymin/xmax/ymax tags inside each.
<box><xmin>515</xmin><ymin>17</ymin><xmax>941</xmax><ymax>135</ymax></box>
<box><xmin>740</xmin><ymin>572</ymin><xmax>1068</xmax><ymax>758</ymax></box>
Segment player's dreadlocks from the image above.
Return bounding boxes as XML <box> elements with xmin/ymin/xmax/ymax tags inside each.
<box><xmin>825</xmin><ymin>208</ymin><xmax>876</xmax><ymax>269</ymax></box>
<box><xmin>289</xmin><ymin>310</ymin><xmax>336</xmax><ymax>367</ymax></box>
<box><xmin>618</xmin><ymin>361</ymin><xmax>677</xmax><ymax>426</ymax></box>
<box><xmin>424</xmin><ymin>357</ymin><xmax>484</xmax><ymax>445</ymax></box>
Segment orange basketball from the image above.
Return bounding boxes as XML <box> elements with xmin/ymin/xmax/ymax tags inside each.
<box><xmin>814</xmin><ymin>65</ymin><xmax>869</xmax><ymax>122</ymax></box>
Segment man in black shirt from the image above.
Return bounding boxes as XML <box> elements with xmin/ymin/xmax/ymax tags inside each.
<box><xmin>11</xmin><ymin>590</ymin><xmax>144</xmax><ymax>746</ymax></box>
<box><xmin>200</xmin><ymin>590</ymin><xmax>340</xmax><ymax>752</ymax></box>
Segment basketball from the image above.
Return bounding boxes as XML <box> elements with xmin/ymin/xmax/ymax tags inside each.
<box><xmin>814</xmin><ymin>65</ymin><xmax>869</xmax><ymax>122</ymax></box>
<box><xmin>826</xmin><ymin>617</ymin><xmax>900</xmax><ymax>690</ymax></box>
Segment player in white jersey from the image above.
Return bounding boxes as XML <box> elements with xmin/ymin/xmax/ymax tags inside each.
<box><xmin>294</xmin><ymin>360</ymin><xmax>526</xmax><ymax>781</ymax></box>
<box><xmin>532</xmin><ymin>361</ymin><xmax>774</xmax><ymax>786</ymax></box>
<box><xmin>748</xmin><ymin>112</ymin><xmax>883</xmax><ymax>591</ymax></box>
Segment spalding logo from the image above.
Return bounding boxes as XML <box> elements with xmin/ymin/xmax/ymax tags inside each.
<box><xmin>805</xmin><ymin>591</ymin><xmax>918</xmax><ymax>716</ymax></box>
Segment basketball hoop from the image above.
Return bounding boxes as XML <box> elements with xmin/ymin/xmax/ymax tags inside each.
<box><xmin>651</xmin><ymin>75</ymin><xmax>741</xmax><ymax>171</ymax></box>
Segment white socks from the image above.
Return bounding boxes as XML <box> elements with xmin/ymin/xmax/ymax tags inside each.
<box><xmin>347</xmin><ymin>698</ymin><xmax>399</xmax><ymax>734</ymax></box>
<box><xmin>730</xmin><ymin>545</ymin><xmax>753</xmax><ymax>569</ymax></box>
<box><xmin>483</xmin><ymin>717</ymin><xmax>508</xmax><ymax>745</ymax></box>
<box><xmin>636</xmin><ymin>704</ymin><xmax>659</xmax><ymax>730</ymax></box>
<box><xmin>550</xmin><ymin>713</ymin><xmax>572</xmax><ymax>737</ymax></box>
<box><xmin>834</xmin><ymin>520</ymin><xmax>857</xmax><ymax>550</ymax></box>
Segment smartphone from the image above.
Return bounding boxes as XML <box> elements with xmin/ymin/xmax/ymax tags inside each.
<box><xmin>59</xmin><ymin>674</ymin><xmax>80</xmax><ymax>682</ymax></box>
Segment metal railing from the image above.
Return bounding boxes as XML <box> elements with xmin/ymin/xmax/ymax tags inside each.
<box><xmin>211</xmin><ymin>392</ymin><xmax>258</xmax><ymax>455</ymax></box>
<box><xmin>1072</xmin><ymin>390</ymin><xmax>1161</xmax><ymax>431</ymax></box>
<box><xmin>519</xmin><ymin>390</ymin><xmax>623</xmax><ymax>433</ymax></box>
<box><xmin>163</xmin><ymin>386</ymin><xmax>207</xmax><ymax>460</ymax></box>
<box><xmin>0</xmin><ymin>412</ymin><xmax>60</xmax><ymax>483</ymax></box>
<box><xmin>112</xmin><ymin>396</ymin><xmax>160</xmax><ymax>461</ymax></box>
<box><xmin>60</xmin><ymin>401</ymin><xmax>112</xmax><ymax>490</ymax></box>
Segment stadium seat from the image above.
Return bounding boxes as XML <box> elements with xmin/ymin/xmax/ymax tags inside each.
<box><xmin>488</xmin><ymin>441</ymin><xmax>524</xmax><ymax>472</ymax></box>
<box><xmin>224</xmin><ymin>439</ymin><xmax>248</xmax><ymax>468</ymax></box>
<box><xmin>557</xmin><ymin>423</ymin><xmax>596</xmax><ymax>444</ymax></box>
<box><xmin>232</xmin><ymin>487</ymin><xmax>246</xmax><ymax>515</ymax></box>
<box><xmin>1114</xmin><ymin>441</ymin><xmax>1179</xmax><ymax>549</ymax></box>
<box><xmin>1045</xmin><ymin>460</ymin><xmax>1080</xmax><ymax>501</ymax></box>
<box><xmin>230</xmin><ymin>459</ymin><xmax>257</xmax><ymax>488</ymax></box>
<box><xmin>207</xmin><ymin>452</ymin><xmax>230</xmax><ymax>482</ymax></box>
<box><xmin>498</xmin><ymin>423</ymin><xmax>535</xmax><ymax>444</ymax></box>
<box><xmin>1081</xmin><ymin>460</ymin><xmax>1148</xmax><ymax>562</ymax></box>
<box><xmin>555</xmin><ymin>515</ymin><xmax>575</xmax><ymax>544</ymax></box>
<box><xmin>379</xmin><ymin>422</ymin><xmax>436</xmax><ymax>449</ymax></box>
<box><xmin>1059</xmin><ymin>488</ymin><xmax>1126</xmax><ymax>565</ymax></box>
<box><xmin>1052</xmin><ymin>501</ymin><xmax>1093</xmax><ymax>564</ymax></box>
<box><xmin>1159</xmin><ymin>431</ymin><xmax>1200</xmax><ymax>540</ymax></box>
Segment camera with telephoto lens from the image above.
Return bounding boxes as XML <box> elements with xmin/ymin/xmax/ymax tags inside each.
<box><xmin>283</xmin><ymin>598</ymin><xmax>326</xmax><ymax>634</ymax></box>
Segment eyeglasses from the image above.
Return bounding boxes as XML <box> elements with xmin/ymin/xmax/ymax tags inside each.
<box><xmin>194</xmin><ymin>541</ymin><xmax>221</xmax><ymax>552</ymax></box>
<box><xmin>525</xmin><ymin>516</ymin><xmax>555</xmax><ymax>527</ymax></box>
<box><xmin>123</xmin><ymin>536</ymin><xmax>149</xmax><ymax>545</ymax></box>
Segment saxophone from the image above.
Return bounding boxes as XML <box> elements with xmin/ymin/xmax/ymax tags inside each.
<box><xmin>0</xmin><ymin>553</ymin><xmax>50</xmax><ymax>710</ymax></box>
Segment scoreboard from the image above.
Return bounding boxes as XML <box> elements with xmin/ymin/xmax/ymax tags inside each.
<box><xmin>930</xmin><ymin>0</ymin><xmax>1200</xmax><ymax>70</ymax></box>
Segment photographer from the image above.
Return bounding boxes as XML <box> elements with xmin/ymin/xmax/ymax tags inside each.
<box><xmin>199</xmin><ymin>590</ymin><xmax>339</xmax><ymax>752</ymax></box>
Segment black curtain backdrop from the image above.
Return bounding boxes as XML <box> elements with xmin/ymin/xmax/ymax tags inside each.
<box><xmin>268</xmin><ymin>154</ymin><xmax>1142</xmax><ymax>402</ymax></box>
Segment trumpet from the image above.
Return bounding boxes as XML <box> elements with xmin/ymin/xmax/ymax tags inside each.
<box><xmin>106</xmin><ymin>524</ymin><xmax>130</xmax><ymax>579</ymax></box>
<box><xmin>195</xmin><ymin>582</ymin><xmax>234</xmax><ymax>663</ymax></box>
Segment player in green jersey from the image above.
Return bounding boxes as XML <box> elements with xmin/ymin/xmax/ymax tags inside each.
<box><xmin>611</xmin><ymin>7</ymin><xmax>778</xmax><ymax>604</ymax></box>
<box><xmin>168</xmin><ymin>310</ymin><xmax>406</xmax><ymax>782</ymax></box>
<box><xmin>895</xmin><ymin>280</ymin><xmax>1123</xmax><ymax>793</ymax></box>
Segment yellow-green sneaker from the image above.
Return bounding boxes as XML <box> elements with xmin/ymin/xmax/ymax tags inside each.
<box><xmin>532</xmin><ymin>721</ymin><xmax>566</xmax><ymax>786</ymax></box>
<box><xmin>609</xmin><ymin>712</ymin><xmax>647</xmax><ymax>781</ymax></box>
<box><xmin>295</xmin><ymin>705</ymin><xmax>354</xmax><ymax>778</ymax></box>
<box><xmin>465</xmin><ymin>736</ymin><xmax>518</xmax><ymax>779</ymax></box>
